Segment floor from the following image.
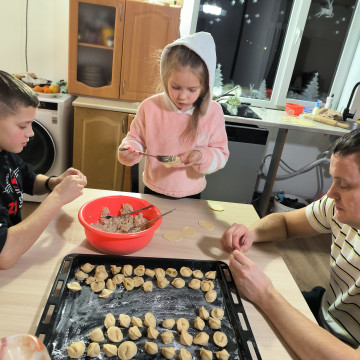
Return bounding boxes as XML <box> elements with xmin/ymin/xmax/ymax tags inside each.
<box><xmin>21</xmin><ymin>201</ymin><xmax>331</xmax><ymax>292</ymax></box>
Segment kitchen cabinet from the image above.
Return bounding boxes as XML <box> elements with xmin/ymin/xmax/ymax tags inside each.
<box><xmin>68</xmin><ymin>0</ymin><xmax>181</xmax><ymax>101</ymax></box>
<box><xmin>73</xmin><ymin>107</ymin><xmax>134</xmax><ymax>191</ymax></box>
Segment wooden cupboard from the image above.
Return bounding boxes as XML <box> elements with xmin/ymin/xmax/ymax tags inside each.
<box><xmin>73</xmin><ymin>106</ymin><xmax>134</xmax><ymax>191</ymax></box>
<box><xmin>68</xmin><ymin>0</ymin><xmax>181</xmax><ymax>102</ymax></box>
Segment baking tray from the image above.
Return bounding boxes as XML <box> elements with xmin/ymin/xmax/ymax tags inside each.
<box><xmin>35</xmin><ymin>254</ymin><xmax>261</xmax><ymax>359</ymax></box>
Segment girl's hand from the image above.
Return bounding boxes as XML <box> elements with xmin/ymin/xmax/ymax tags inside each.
<box><xmin>180</xmin><ymin>150</ymin><xmax>202</xmax><ymax>165</ymax></box>
<box><xmin>118</xmin><ymin>146</ymin><xmax>140</xmax><ymax>161</ymax></box>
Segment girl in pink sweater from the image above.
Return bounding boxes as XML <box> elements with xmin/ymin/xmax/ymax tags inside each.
<box><xmin>118</xmin><ymin>32</ymin><xmax>229</xmax><ymax>198</ymax></box>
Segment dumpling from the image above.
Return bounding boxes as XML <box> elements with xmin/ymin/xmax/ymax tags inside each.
<box><xmin>87</xmin><ymin>342</ymin><xmax>100</xmax><ymax>357</ymax></box>
<box><xmin>205</xmin><ymin>270</ymin><xmax>216</xmax><ymax>279</ymax></box>
<box><xmin>208</xmin><ymin>317</ymin><xmax>221</xmax><ymax>330</ymax></box>
<box><xmin>107</xmin><ymin>326</ymin><xmax>123</xmax><ymax>342</ymax></box>
<box><xmin>193</xmin><ymin>269</ymin><xmax>204</xmax><ymax>279</ymax></box>
<box><xmin>180</xmin><ymin>266</ymin><xmax>192</xmax><ymax>277</ymax></box>
<box><xmin>200</xmin><ymin>280</ymin><xmax>214</xmax><ymax>292</ymax></box>
<box><xmin>67</xmin><ymin>341</ymin><xmax>85</xmax><ymax>358</ymax></box>
<box><xmin>119</xmin><ymin>314</ymin><xmax>131</xmax><ymax>328</ymax></box>
<box><xmin>99</xmin><ymin>289</ymin><xmax>113</xmax><ymax>298</ymax></box>
<box><xmin>179</xmin><ymin>348</ymin><xmax>192</xmax><ymax>360</ymax></box>
<box><xmin>122</xmin><ymin>264</ymin><xmax>133</xmax><ymax>276</ymax></box>
<box><xmin>134</xmin><ymin>264</ymin><xmax>145</xmax><ymax>276</ymax></box>
<box><xmin>110</xmin><ymin>264</ymin><xmax>122</xmax><ymax>274</ymax></box>
<box><xmin>157</xmin><ymin>277</ymin><xmax>170</xmax><ymax>289</ymax></box>
<box><xmin>188</xmin><ymin>279</ymin><xmax>201</xmax><ymax>290</ymax></box>
<box><xmin>81</xmin><ymin>262</ymin><xmax>94</xmax><ymax>273</ymax></box>
<box><xmin>176</xmin><ymin>318</ymin><xmax>189</xmax><ymax>332</ymax></box>
<box><xmin>147</xmin><ymin>326</ymin><xmax>159</xmax><ymax>339</ymax></box>
<box><xmin>67</xmin><ymin>282</ymin><xmax>82</xmax><ymax>292</ymax></box>
<box><xmin>162</xmin><ymin>318</ymin><xmax>175</xmax><ymax>329</ymax></box>
<box><xmin>90</xmin><ymin>280</ymin><xmax>105</xmax><ymax>293</ymax></box>
<box><xmin>193</xmin><ymin>332</ymin><xmax>209</xmax><ymax>346</ymax></box>
<box><xmin>132</xmin><ymin>316</ymin><xmax>143</xmax><ymax>327</ymax></box>
<box><xmin>123</xmin><ymin>278</ymin><xmax>135</xmax><ymax>290</ymax></box>
<box><xmin>89</xmin><ymin>328</ymin><xmax>104</xmax><ymax>342</ymax></box>
<box><xmin>166</xmin><ymin>268</ymin><xmax>178</xmax><ymax>277</ymax></box>
<box><xmin>128</xmin><ymin>326</ymin><xmax>142</xmax><ymax>340</ymax></box>
<box><xmin>194</xmin><ymin>316</ymin><xmax>205</xmax><ymax>331</ymax></box>
<box><xmin>133</xmin><ymin>276</ymin><xmax>144</xmax><ymax>287</ymax></box>
<box><xmin>103</xmin><ymin>344</ymin><xmax>117</xmax><ymax>357</ymax></box>
<box><xmin>118</xmin><ymin>341</ymin><xmax>137</xmax><ymax>360</ymax></box>
<box><xmin>104</xmin><ymin>313</ymin><xmax>116</xmax><ymax>329</ymax></box>
<box><xmin>143</xmin><ymin>281</ymin><xmax>153</xmax><ymax>292</ymax></box>
<box><xmin>215</xmin><ymin>349</ymin><xmax>230</xmax><ymax>360</ymax></box>
<box><xmin>144</xmin><ymin>341</ymin><xmax>158</xmax><ymax>355</ymax></box>
<box><xmin>144</xmin><ymin>312</ymin><xmax>157</xmax><ymax>327</ymax></box>
<box><xmin>161</xmin><ymin>346</ymin><xmax>175</xmax><ymax>359</ymax></box>
<box><xmin>211</xmin><ymin>308</ymin><xmax>224</xmax><ymax>319</ymax></box>
<box><xmin>161</xmin><ymin>331</ymin><xmax>174</xmax><ymax>344</ymax></box>
<box><xmin>75</xmin><ymin>270</ymin><xmax>88</xmax><ymax>281</ymax></box>
<box><xmin>199</xmin><ymin>306</ymin><xmax>209</xmax><ymax>320</ymax></box>
<box><xmin>213</xmin><ymin>331</ymin><xmax>228</xmax><ymax>347</ymax></box>
<box><xmin>103</xmin><ymin>344</ymin><xmax>118</xmax><ymax>357</ymax></box>
<box><xmin>180</xmin><ymin>330</ymin><xmax>193</xmax><ymax>346</ymax></box>
<box><xmin>204</xmin><ymin>289</ymin><xmax>217</xmax><ymax>303</ymax></box>
<box><xmin>200</xmin><ymin>347</ymin><xmax>213</xmax><ymax>360</ymax></box>
<box><xmin>171</xmin><ymin>278</ymin><xmax>185</xmax><ymax>289</ymax></box>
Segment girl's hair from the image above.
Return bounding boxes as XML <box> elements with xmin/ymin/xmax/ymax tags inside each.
<box><xmin>161</xmin><ymin>45</ymin><xmax>209</xmax><ymax>143</ymax></box>
<box><xmin>0</xmin><ymin>70</ymin><xmax>39</xmax><ymax>120</ymax></box>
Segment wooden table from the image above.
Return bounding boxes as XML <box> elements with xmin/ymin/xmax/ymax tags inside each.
<box><xmin>0</xmin><ymin>188</ymin><xmax>315</xmax><ymax>359</ymax></box>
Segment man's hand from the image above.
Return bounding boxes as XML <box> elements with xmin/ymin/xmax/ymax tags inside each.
<box><xmin>229</xmin><ymin>250</ymin><xmax>274</xmax><ymax>307</ymax></box>
<box><xmin>220</xmin><ymin>223</ymin><xmax>254</xmax><ymax>253</ymax></box>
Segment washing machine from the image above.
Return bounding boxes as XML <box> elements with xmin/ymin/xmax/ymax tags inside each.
<box><xmin>19</xmin><ymin>93</ymin><xmax>74</xmax><ymax>202</ymax></box>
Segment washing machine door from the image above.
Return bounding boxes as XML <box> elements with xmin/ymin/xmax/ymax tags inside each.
<box><xmin>19</xmin><ymin>120</ymin><xmax>56</xmax><ymax>174</ymax></box>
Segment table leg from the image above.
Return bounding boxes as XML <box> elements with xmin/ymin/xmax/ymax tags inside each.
<box><xmin>258</xmin><ymin>128</ymin><xmax>288</xmax><ymax>217</ymax></box>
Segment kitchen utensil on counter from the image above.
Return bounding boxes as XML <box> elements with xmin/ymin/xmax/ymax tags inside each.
<box><xmin>104</xmin><ymin>204</ymin><xmax>154</xmax><ymax>219</ymax></box>
<box><xmin>343</xmin><ymin>81</ymin><xmax>360</xmax><ymax>121</ymax></box>
<box><xmin>126</xmin><ymin>208</ymin><xmax>175</xmax><ymax>233</ymax></box>
<box><xmin>78</xmin><ymin>195</ymin><xmax>162</xmax><ymax>254</ymax></box>
<box><xmin>119</xmin><ymin>147</ymin><xmax>177</xmax><ymax>163</ymax></box>
<box><xmin>285</xmin><ymin>102</ymin><xmax>306</xmax><ymax>116</ymax></box>
<box><xmin>302</xmin><ymin>114</ymin><xmax>350</xmax><ymax>129</ymax></box>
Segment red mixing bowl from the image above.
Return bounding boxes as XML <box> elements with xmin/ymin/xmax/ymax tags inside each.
<box><xmin>78</xmin><ymin>195</ymin><xmax>162</xmax><ymax>255</ymax></box>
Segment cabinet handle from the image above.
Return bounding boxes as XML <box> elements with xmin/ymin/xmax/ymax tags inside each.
<box><xmin>122</xmin><ymin>117</ymin><xmax>126</xmax><ymax>133</ymax></box>
<box><xmin>119</xmin><ymin>3</ymin><xmax>123</xmax><ymax>22</ymax></box>
<box><xmin>122</xmin><ymin>80</ymin><xmax>125</xmax><ymax>94</ymax></box>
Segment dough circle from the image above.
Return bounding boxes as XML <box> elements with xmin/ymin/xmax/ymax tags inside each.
<box><xmin>208</xmin><ymin>202</ymin><xmax>224</xmax><ymax>211</ymax></box>
<box><xmin>181</xmin><ymin>226</ymin><xmax>197</xmax><ymax>237</ymax></box>
<box><xmin>198</xmin><ymin>220</ymin><xmax>215</xmax><ymax>230</ymax></box>
<box><xmin>162</xmin><ymin>231</ymin><xmax>182</xmax><ymax>242</ymax></box>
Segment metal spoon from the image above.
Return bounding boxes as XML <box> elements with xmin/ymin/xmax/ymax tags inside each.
<box><xmin>104</xmin><ymin>204</ymin><xmax>154</xmax><ymax>219</ymax></box>
<box><xmin>119</xmin><ymin>147</ymin><xmax>177</xmax><ymax>163</ymax></box>
<box><xmin>127</xmin><ymin>208</ymin><xmax>176</xmax><ymax>233</ymax></box>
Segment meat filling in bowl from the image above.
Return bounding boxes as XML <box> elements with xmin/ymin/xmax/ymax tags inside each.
<box><xmin>90</xmin><ymin>204</ymin><xmax>148</xmax><ymax>234</ymax></box>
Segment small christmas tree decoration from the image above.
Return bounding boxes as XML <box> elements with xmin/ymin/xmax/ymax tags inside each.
<box><xmin>213</xmin><ymin>63</ymin><xmax>224</xmax><ymax>97</ymax></box>
<box><xmin>302</xmin><ymin>72</ymin><xmax>319</xmax><ymax>101</ymax></box>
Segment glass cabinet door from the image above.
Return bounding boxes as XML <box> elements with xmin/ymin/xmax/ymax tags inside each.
<box><xmin>68</xmin><ymin>0</ymin><xmax>124</xmax><ymax>99</ymax></box>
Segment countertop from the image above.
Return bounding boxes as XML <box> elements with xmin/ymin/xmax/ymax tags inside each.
<box><xmin>0</xmin><ymin>188</ymin><xmax>314</xmax><ymax>359</ymax></box>
<box><xmin>72</xmin><ymin>96</ymin><xmax>350</xmax><ymax>136</ymax></box>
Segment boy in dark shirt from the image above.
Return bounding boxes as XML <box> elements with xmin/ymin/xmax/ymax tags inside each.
<box><xmin>0</xmin><ymin>70</ymin><xmax>87</xmax><ymax>269</ymax></box>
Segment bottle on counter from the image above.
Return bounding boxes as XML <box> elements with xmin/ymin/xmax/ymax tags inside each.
<box><xmin>324</xmin><ymin>94</ymin><xmax>334</xmax><ymax>109</ymax></box>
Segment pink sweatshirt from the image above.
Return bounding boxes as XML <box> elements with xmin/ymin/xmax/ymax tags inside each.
<box><xmin>118</xmin><ymin>93</ymin><xmax>229</xmax><ymax>197</ymax></box>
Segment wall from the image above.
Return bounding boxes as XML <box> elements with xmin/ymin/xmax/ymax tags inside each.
<box><xmin>0</xmin><ymin>1</ymin><xmax>359</xmax><ymax>201</ymax></box>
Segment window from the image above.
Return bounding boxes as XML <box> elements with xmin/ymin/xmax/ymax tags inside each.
<box><xmin>194</xmin><ymin>0</ymin><xmax>360</xmax><ymax>110</ymax></box>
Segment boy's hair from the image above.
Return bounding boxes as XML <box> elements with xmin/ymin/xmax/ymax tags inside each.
<box><xmin>161</xmin><ymin>45</ymin><xmax>209</xmax><ymax>143</ymax></box>
<box><xmin>0</xmin><ymin>70</ymin><xmax>39</xmax><ymax>120</ymax></box>
<box><xmin>331</xmin><ymin>128</ymin><xmax>360</xmax><ymax>167</ymax></box>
